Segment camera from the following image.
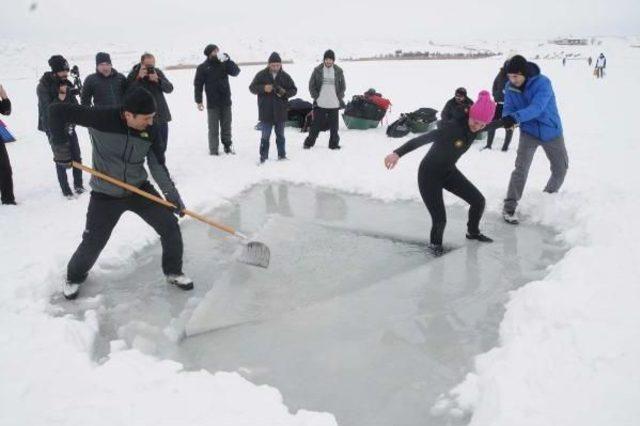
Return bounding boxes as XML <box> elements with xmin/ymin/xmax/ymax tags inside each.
<box><xmin>146</xmin><ymin>66</ymin><xmax>156</xmax><ymax>74</ymax></box>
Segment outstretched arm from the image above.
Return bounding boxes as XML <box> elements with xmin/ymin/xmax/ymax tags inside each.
<box><xmin>394</xmin><ymin>129</ymin><xmax>440</xmax><ymax>157</ymax></box>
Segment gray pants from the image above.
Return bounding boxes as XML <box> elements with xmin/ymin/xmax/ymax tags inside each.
<box><xmin>207</xmin><ymin>106</ymin><xmax>232</xmax><ymax>154</ymax></box>
<box><xmin>504</xmin><ymin>133</ymin><xmax>568</xmax><ymax>213</ymax></box>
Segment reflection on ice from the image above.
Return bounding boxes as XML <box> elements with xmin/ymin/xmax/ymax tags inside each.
<box><xmin>58</xmin><ymin>183</ymin><xmax>566</xmax><ymax>426</ymax></box>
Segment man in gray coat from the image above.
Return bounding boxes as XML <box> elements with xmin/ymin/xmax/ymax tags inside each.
<box><xmin>304</xmin><ymin>49</ymin><xmax>346</xmax><ymax>150</ymax></box>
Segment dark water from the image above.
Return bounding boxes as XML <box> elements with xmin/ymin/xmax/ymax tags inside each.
<box><xmin>56</xmin><ymin>183</ymin><xmax>567</xmax><ymax>426</ymax></box>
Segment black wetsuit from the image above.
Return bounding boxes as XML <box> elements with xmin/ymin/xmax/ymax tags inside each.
<box><xmin>394</xmin><ymin>118</ymin><xmax>504</xmax><ymax>245</ymax></box>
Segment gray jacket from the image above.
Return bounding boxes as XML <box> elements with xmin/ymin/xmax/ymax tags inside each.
<box><xmin>309</xmin><ymin>64</ymin><xmax>346</xmax><ymax>104</ymax></box>
<box><xmin>48</xmin><ymin>103</ymin><xmax>181</xmax><ymax>202</ymax></box>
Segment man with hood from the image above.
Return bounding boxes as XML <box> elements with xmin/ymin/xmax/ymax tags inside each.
<box><xmin>304</xmin><ymin>49</ymin><xmax>346</xmax><ymax>150</ymax></box>
<box><xmin>37</xmin><ymin>54</ymin><xmax>84</xmax><ymax>197</ymax></box>
<box><xmin>501</xmin><ymin>55</ymin><xmax>568</xmax><ymax>224</ymax></box>
<box><xmin>81</xmin><ymin>52</ymin><xmax>127</xmax><ymax>107</ymax></box>
<box><xmin>249</xmin><ymin>52</ymin><xmax>297</xmax><ymax>164</ymax></box>
<box><xmin>194</xmin><ymin>44</ymin><xmax>240</xmax><ymax>156</ymax></box>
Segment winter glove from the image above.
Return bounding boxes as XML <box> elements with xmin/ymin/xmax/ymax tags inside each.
<box><xmin>164</xmin><ymin>190</ymin><xmax>186</xmax><ymax>217</ymax></box>
<box><xmin>502</xmin><ymin>115</ymin><xmax>517</xmax><ymax>129</ymax></box>
<box><xmin>276</xmin><ymin>86</ymin><xmax>286</xmax><ymax>97</ymax></box>
<box><xmin>52</xmin><ymin>143</ymin><xmax>73</xmax><ymax>168</ymax></box>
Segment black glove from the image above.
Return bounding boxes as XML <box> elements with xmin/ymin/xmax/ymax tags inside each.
<box><xmin>164</xmin><ymin>190</ymin><xmax>186</xmax><ymax>217</ymax></box>
<box><xmin>52</xmin><ymin>144</ymin><xmax>72</xmax><ymax>168</ymax></box>
<box><xmin>502</xmin><ymin>115</ymin><xmax>517</xmax><ymax>129</ymax></box>
<box><xmin>276</xmin><ymin>87</ymin><xmax>286</xmax><ymax>97</ymax></box>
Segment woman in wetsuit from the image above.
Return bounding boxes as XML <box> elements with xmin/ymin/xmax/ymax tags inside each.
<box><xmin>384</xmin><ymin>90</ymin><xmax>509</xmax><ymax>255</ymax></box>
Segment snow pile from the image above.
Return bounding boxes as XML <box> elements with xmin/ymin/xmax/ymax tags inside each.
<box><xmin>0</xmin><ymin>36</ymin><xmax>639</xmax><ymax>425</ymax></box>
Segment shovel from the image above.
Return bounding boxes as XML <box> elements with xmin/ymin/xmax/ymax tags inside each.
<box><xmin>71</xmin><ymin>162</ymin><xmax>270</xmax><ymax>268</ymax></box>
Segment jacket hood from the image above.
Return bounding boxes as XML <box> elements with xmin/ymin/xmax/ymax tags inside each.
<box><xmin>526</xmin><ymin>61</ymin><xmax>541</xmax><ymax>78</ymax></box>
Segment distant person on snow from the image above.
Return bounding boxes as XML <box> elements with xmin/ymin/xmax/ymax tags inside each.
<box><xmin>501</xmin><ymin>55</ymin><xmax>568</xmax><ymax>224</ymax></box>
<box><xmin>588</xmin><ymin>56</ymin><xmax>593</xmax><ymax>67</ymax></box>
<box><xmin>384</xmin><ymin>91</ymin><xmax>512</xmax><ymax>256</ymax></box>
<box><xmin>126</xmin><ymin>53</ymin><xmax>173</xmax><ymax>155</ymax></box>
<box><xmin>0</xmin><ymin>83</ymin><xmax>16</xmax><ymax>205</ymax></box>
<box><xmin>440</xmin><ymin>87</ymin><xmax>473</xmax><ymax>124</ymax></box>
<box><xmin>194</xmin><ymin>44</ymin><xmax>241</xmax><ymax>156</ymax></box>
<box><xmin>594</xmin><ymin>53</ymin><xmax>606</xmax><ymax>78</ymax></box>
<box><xmin>249</xmin><ymin>52</ymin><xmax>297</xmax><ymax>164</ymax></box>
<box><xmin>37</xmin><ymin>55</ymin><xmax>84</xmax><ymax>198</ymax></box>
<box><xmin>48</xmin><ymin>87</ymin><xmax>192</xmax><ymax>300</ymax></box>
<box><xmin>484</xmin><ymin>62</ymin><xmax>514</xmax><ymax>151</ymax></box>
<box><xmin>304</xmin><ymin>49</ymin><xmax>346</xmax><ymax>150</ymax></box>
<box><xmin>81</xmin><ymin>52</ymin><xmax>127</xmax><ymax>107</ymax></box>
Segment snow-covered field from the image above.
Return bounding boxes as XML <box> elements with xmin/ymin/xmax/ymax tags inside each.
<box><xmin>1</xmin><ymin>36</ymin><xmax>639</xmax><ymax>425</ymax></box>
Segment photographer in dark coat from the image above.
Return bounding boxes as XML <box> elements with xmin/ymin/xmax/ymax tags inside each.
<box><xmin>440</xmin><ymin>87</ymin><xmax>474</xmax><ymax>124</ymax></box>
<box><xmin>37</xmin><ymin>55</ymin><xmax>84</xmax><ymax>197</ymax></box>
<box><xmin>126</xmin><ymin>53</ymin><xmax>173</xmax><ymax>154</ymax></box>
<box><xmin>81</xmin><ymin>52</ymin><xmax>127</xmax><ymax>107</ymax></box>
<box><xmin>194</xmin><ymin>44</ymin><xmax>241</xmax><ymax>155</ymax></box>
<box><xmin>249</xmin><ymin>52</ymin><xmax>297</xmax><ymax>163</ymax></box>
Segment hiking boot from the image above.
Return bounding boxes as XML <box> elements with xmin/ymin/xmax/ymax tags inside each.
<box><xmin>329</xmin><ymin>145</ymin><xmax>342</xmax><ymax>150</ymax></box>
<box><xmin>278</xmin><ymin>156</ymin><xmax>288</xmax><ymax>161</ymax></box>
<box><xmin>428</xmin><ymin>243</ymin><xmax>444</xmax><ymax>257</ymax></box>
<box><xmin>166</xmin><ymin>274</ymin><xmax>194</xmax><ymax>290</ymax></box>
<box><xmin>74</xmin><ymin>186</ymin><xmax>86</xmax><ymax>195</ymax></box>
<box><xmin>503</xmin><ymin>211</ymin><xmax>519</xmax><ymax>225</ymax></box>
<box><xmin>224</xmin><ymin>145</ymin><xmax>236</xmax><ymax>155</ymax></box>
<box><xmin>466</xmin><ymin>232</ymin><xmax>494</xmax><ymax>243</ymax></box>
<box><xmin>303</xmin><ymin>144</ymin><xmax>312</xmax><ymax>150</ymax></box>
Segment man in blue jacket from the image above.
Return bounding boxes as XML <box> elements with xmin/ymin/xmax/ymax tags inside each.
<box><xmin>501</xmin><ymin>55</ymin><xmax>568</xmax><ymax>224</ymax></box>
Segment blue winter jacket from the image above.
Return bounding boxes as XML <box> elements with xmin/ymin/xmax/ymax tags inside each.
<box><xmin>503</xmin><ymin>62</ymin><xmax>563</xmax><ymax>142</ymax></box>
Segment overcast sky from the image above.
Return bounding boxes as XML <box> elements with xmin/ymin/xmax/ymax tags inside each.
<box><xmin>1</xmin><ymin>0</ymin><xmax>638</xmax><ymax>43</ymax></box>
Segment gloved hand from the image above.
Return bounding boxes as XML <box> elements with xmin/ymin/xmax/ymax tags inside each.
<box><xmin>502</xmin><ymin>115</ymin><xmax>517</xmax><ymax>129</ymax></box>
<box><xmin>339</xmin><ymin>99</ymin><xmax>346</xmax><ymax>109</ymax></box>
<box><xmin>164</xmin><ymin>190</ymin><xmax>186</xmax><ymax>217</ymax></box>
<box><xmin>276</xmin><ymin>86</ymin><xmax>286</xmax><ymax>97</ymax></box>
<box><xmin>52</xmin><ymin>144</ymin><xmax>72</xmax><ymax>168</ymax></box>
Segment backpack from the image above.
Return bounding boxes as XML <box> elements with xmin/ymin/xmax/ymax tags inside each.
<box><xmin>344</xmin><ymin>90</ymin><xmax>390</xmax><ymax>122</ymax></box>
<box><xmin>287</xmin><ymin>98</ymin><xmax>313</xmax><ymax>129</ymax></box>
<box><xmin>386</xmin><ymin>108</ymin><xmax>438</xmax><ymax>138</ymax></box>
<box><xmin>386</xmin><ymin>116</ymin><xmax>411</xmax><ymax>138</ymax></box>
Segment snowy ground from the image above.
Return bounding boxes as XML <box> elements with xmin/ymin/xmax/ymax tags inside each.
<box><xmin>1</xmin><ymin>37</ymin><xmax>640</xmax><ymax>425</ymax></box>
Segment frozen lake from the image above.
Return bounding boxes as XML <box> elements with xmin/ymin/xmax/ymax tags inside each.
<box><xmin>57</xmin><ymin>183</ymin><xmax>567</xmax><ymax>426</ymax></box>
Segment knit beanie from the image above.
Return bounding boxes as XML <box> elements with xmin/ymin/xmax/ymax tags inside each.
<box><xmin>95</xmin><ymin>52</ymin><xmax>111</xmax><ymax>66</ymax></box>
<box><xmin>323</xmin><ymin>49</ymin><xmax>335</xmax><ymax>61</ymax></box>
<box><xmin>123</xmin><ymin>87</ymin><xmax>157</xmax><ymax>114</ymax></box>
<box><xmin>48</xmin><ymin>55</ymin><xmax>70</xmax><ymax>73</ymax></box>
<box><xmin>455</xmin><ymin>87</ymin><xmax>467</xmax><ymax>96</ymax></box>
<box><xmin>505</xmin><ymin>55</ymin><xmax>529</xmax><ymax>75</ymax></box>
<box><xmin>469</xmin><ymin>91</ymin><xmax>496</xmax><ymax>124</ymax></box>
<box><xmin>268</xmin><ymin>52</ymin><xmax>282</xmax><ymax>64</ymax></box>
<box><xmin>204</xmin><ymin>44</ymin><xmax>218</xmax><ymax>57</ymax></box>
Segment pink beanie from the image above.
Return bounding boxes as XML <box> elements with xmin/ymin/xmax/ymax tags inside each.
<box><xmin>469</xmin><ymin>90</ymin><xmax>497</xmax><ymax>124</ymax></box>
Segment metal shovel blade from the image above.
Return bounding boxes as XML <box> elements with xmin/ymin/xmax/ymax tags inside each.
<box><xmin>237</xmin><ymin>241</ymin><xmax>270</xmax><ymax>268</ymax></box>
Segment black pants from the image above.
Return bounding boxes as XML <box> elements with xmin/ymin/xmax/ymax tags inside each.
<box><xmin>67</xmin><ymin>183</ymin><xmax>183</xmax><ymax>283</ymax></box>
<box><xmin>304</xmin><ymin>107</ymin><xmax>340</xmax><ymax>148</ymax></box>
<box><xmin>0</xmin><ymin>141</ymin><xmax>15</xmax><ymax>204</ymax></box>
<box><xmin>156</xmin><ymin>122</ymin><xmax>169</xmax><ymax>155</ymax></box>
<box><xmin>486</xmin><ymin>104</ymin><xmax>513</xmax><ymax>150</ymax></box>
<box><xmin>418</xmin><ymin>163</ymin><xmax>485</xmax><ymax>245</ymax></box>
<box><xmin>55</xmin><ymin>130</ymin><xmax>83</xmax><ymax>193</ymax></box>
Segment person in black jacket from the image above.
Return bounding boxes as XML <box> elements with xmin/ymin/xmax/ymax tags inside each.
<box><xmin>194</xmin><ymin>44</ymin><xmax>241</xmax><ymax>155</ymax></box>
<box><xmin>484</xmin><ymin>63</ymin><xmax>514</xmax><ymax>151</ymax></box>
<box><xmin>0</xmin><ymin>83</ymin><xmax>16</xmax><ymax>205</ymax></box>
<box><xmin>126</xmin><ymin>53</ymin><xmax>173</xmax><ymax>154</ymax></box>
<box><xmin>384</xmin><ymin>91</ymin><xmax>511</xmax><ymax>255</ymax></box>
<box><xmin>36</xmin><ymin>55</ymin><xmax>84</xmax><ymax>197</ymax></box>
<box><xmin>440</xmin><ymin>87</ymin><xmax>474</xmax><ymax>124</ymax></box>
<box><xmin>49</xmin><ymin>87</ymin><xmax>192</xmax><ymax>300</ymax></box>
<box><xmin>81</xmin><ymin>52</ymin><xmax>127</xmax><ymax>107</ymax></box>
<box><xmin>249</xmin><ymin>52</ymin><xmax>297</xmax><ymax>164</ymax></box>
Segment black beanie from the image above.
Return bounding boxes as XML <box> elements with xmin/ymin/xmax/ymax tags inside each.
<box><xmin>123</xmin><ymin>87</ymin><xmax>157</xmax><ymax>115</ymax></box>
<box><xmin>268</xmin><ymin>52</ymin><xmax>282</xmax><ymax>64</ymax></box>
<box><xmin>505</xmin><ymin>55</ymin><xmax>529</xmax><ymax>76</ymax></box>
<box><xmin>323</xmin><ymin>49</ymin><xmax>335</xmax><ymax>61</ymax></box>
<box><xmin>204</xmin><ymin>44</ymin><xmax>218</xmax><ymax>57</ymax></box>
<box><xmin>96</xmin><ymin>52</ymin><xmax>111</xmax><ymax>66</ymax></box>
<box><xmin>455</xmin><ymin>87</ymin><xmax>467</xmax><ymax>96</ymax></box>
<box><xmin>48</xmin><ymin>55</ymin><xmax>70</xmax><ymax>73</ymax></box>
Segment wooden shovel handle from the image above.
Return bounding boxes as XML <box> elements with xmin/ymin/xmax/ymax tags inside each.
<box><xmin>71</xmin><ymin>161</ymin><xmax>238</xmax><ymax>236</ymax></box>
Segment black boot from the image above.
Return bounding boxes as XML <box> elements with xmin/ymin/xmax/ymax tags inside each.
<box><xmin>466</xmin><ymin>232</ymin><xmax>494</xmax><ymax>243</ymax></box>
<box><xmin>428</xmin><ymin>243</ymin><xmax>444</xmax><ymax>256</ymax></box>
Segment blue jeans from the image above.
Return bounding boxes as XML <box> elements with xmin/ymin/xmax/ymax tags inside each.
<box><xmin>260</xmin><ymin>122</ymin><xmax>286</xmax><ymax>161</ymax></box>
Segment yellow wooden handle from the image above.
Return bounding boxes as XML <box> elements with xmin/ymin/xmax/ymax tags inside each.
<box><xmin>72</xmin><ymin>162</ymin><xmax>239</xmax><ymax>237</ymax></box>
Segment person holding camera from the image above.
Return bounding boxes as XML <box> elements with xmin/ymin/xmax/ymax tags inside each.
<box><xmin>37</xmin><ymin>55</ymin><xmax>84</xmax><ymax>198</ymax></box>
<box><xmin>249</xmin><ymin>52</ymin><xmax>297</xmax><ymax>164</ymax></box>
<box><xmin>81</xmin><ymin>52</ymin><xmax>127</xmax><ymax>107</ymax></box>
<box><xmin>126</xmin><ymin>53</ymin><xmax>173</xmax><ymax>155</ymax></box>
<box><xmin>194</xmin><ymin>44</ymin><xmax>240</xmax><ymax>156</ymax></box>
